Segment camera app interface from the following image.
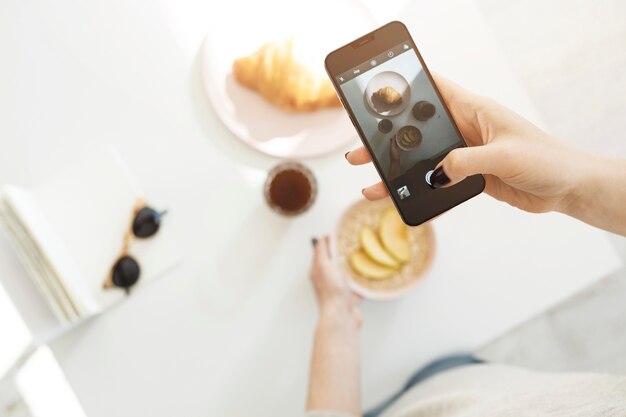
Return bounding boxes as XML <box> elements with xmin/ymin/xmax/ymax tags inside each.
<box><xmin>338</xmin><ymin>42</ymin><xmax>464</xmax><ymax>202</ymax></box>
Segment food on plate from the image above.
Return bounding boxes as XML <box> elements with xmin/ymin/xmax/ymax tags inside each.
<box><xmin>379</xmin><ymin>208</ymin><xmax>411</xmax><ymax>263</ymax></box>
<box><xmin>371</xmin><ymin>86</ymin><xmax>402</xmax><ymax>110</ymax></box>
<box><xmin>412</xmin><ymin>100</ymin><xmax>436</xmax><ymax>121</ymax></box>
<box><xmin>360</xmin><ymin>226</ymin><xmax>400</xmax><ymax>268</ymax></box>
<box><xmin>395</xmin><ymin>125</ymin><xmax>422</xmax><ymax>151</ymax></box>
<box><xmin>232</xmin><ymin>39</ymin><xmax>340</xmax><ymax>112</ymax></box>
<box><xmin>347</xmin><ymin>209</ymin><xmax>411</xmax><ymax>281</ymax></box>
<box><xmin>378</xmin><ymin>118</ymin><xmax>393</xmax><ymax>134</ymax></box>
<box><xmin>337</xmin><ymin>199</ymin><xmax>434</xmax><ymax>297</ymax></box>
<box><xmin>349</xmin><ymin>251</ymin><xmax>397</xmax><ymax>280</ymax></box>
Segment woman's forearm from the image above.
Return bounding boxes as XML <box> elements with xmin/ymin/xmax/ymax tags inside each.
<box><xmin>562</xmin><ymin>154</ymin><xmax>626</xmax><ymax>236</ymax></box>
<box><xmin>306</xmin><ymin>306</ymin><xmax>362</xmax><ymax>416</ymax></box>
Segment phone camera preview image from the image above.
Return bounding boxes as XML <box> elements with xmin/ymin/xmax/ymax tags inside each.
<box><xmin>339</xmin><ymin>45</ymin><xmax>464</xmax><ymax>206</ymax></box>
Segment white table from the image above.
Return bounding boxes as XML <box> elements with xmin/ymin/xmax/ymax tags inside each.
<box><xmin>0</xmin><ymin>0</ymin><xmax>622</xmax><ymax>416</ymax></box>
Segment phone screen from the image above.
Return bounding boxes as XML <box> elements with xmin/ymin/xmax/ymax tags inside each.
<box><xmin>335</xmin><ymin>41</ymin><xmax>465</xmax><ymax>203</ymax></box>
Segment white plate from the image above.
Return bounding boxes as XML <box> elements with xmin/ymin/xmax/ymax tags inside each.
<box><xmin>199</xmin><ymin>0</ymin><xmax>375</xmax><ymax>159</ymax></box>
<box><xmin>364</xmin><ymin>71</ymin><xmax>411</xmax><ymax>117</ymax></box>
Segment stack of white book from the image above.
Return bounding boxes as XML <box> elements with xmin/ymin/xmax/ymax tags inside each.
<box><xmin>0</xmin><ymin>147</ymin><xmax>179</xmax><ymax>324</ymax></box>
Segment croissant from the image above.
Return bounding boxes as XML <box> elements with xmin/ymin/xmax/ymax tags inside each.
<box><xmin>372</xmin><ymin>86</ymin><xmax>402</xmax><ymax>107</ymax></box>
<box><xmin>233</xmin><ymin>39</ymin><xmax>340</xmax><ymax>112</ymax></box>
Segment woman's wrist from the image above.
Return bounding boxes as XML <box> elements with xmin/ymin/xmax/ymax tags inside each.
<box><xmin>558</xmin><ymin>153</ymin><xmax>626</xmax><ymax>235</ymax></box>
<box><xmin>559</xmin><ymin>153</ymin><xmax>608</xmax><ymax>216</ymax></box>
<box><xmin>318</xmin><ymin>301</ymin><xmax>362</xmax><ymax>329</ymax></box>
<box><xmin>548</xmin><ymin>142</ymin><xmax>602</xmax><ymax>216</ymax></box>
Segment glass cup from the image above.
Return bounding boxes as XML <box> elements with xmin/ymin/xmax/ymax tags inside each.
<box><xmin>264</xmin><ymin>162</ymin><xmax>317</xmax><ymax>216</ymax></box>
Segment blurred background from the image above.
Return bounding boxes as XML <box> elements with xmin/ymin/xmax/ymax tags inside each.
<box><xmin>1</xmin><ymin>0</ymin><xmax>625</xmax><ymax>416</ymax></box>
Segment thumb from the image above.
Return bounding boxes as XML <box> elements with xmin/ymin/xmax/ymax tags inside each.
<box><xmin>431</xmin><ymin>145</ymin><xmax>502</xmax><ymax>188</ymax></box>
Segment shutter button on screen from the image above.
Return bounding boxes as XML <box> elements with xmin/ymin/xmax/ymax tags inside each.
<box><xmin>425</xmin><ymin>169</ymin><xmax>435</xmax><ymax>187</ymax></box>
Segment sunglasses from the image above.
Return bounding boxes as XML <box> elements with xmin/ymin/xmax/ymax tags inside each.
<box><xmin>103</xmin><ymin>199</ymin><xmax>166</xmax><ymax>293</ymax></box>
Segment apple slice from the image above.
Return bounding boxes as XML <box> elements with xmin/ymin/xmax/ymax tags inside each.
<box><xmin>360</xmin><ymin>226</ymin><xmax>400</xmax><ymax>268</ymax></box>
<box><xmin>349</xmin><ymin>251</ymin><xmax>397</xmax><ymax>280</ymax></box>
<box><xmin>379</xmin><ymin>208</ymin><xmax>411</xmax><ymax>263</ymax></box>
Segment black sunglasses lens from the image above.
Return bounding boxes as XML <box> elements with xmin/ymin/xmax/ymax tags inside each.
<box><xmin>111</xmin><ymin>255</ymin><xmax>140</xmax><ymax>288</ymax></box>
<box><xmin>132</xmin><ymin>207</ymin><xmax>162</xmax><ymax>238</ymax></box>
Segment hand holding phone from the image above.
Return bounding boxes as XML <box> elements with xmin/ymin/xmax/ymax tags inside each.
<box><xmin>330</xmin><ymin>23</ymin><xmax>600</xmax><ymax>225</ymax></box>
<box><xmin>325</xmin><ymin>21</ymin><xmax>484</xmax><ymax>226</ymax></box>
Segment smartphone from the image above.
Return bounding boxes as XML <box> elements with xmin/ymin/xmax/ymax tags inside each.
<box><xmin>325</xmin><ymin>21</ymin><xmax>484</xmax><ymax>226</ymax></box>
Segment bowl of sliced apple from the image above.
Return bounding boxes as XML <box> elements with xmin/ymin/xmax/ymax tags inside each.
<box><xmin>335</xmin><ymin>198</ymin><xmax>435</xmax><ymax>299</ymax></box>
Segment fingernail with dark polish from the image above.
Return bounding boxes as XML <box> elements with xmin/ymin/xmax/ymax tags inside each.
<box><xmin>311</xmin><ymin>237</ymin><xmax>318</xmax><ymax>247</ymax></box>
<box><xmin>344</xmin><ymin>152</ymin><xmax>350</xmax><ymax>160</ymax></box>
<box><xmin>430</xmin><ymin>167</ymin><xmax>450</xmax><ymax>188</ymax></box>
<box><xmin>361</xmin><ymin>188</ymin><xmax>366</xmax><ymax>195</ymax></box>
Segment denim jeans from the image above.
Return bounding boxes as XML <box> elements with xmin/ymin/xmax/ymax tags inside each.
<box><xmin>364</xmin><ymin>354</ymin><xmax>484</xmax><ymax>417</ymax></box>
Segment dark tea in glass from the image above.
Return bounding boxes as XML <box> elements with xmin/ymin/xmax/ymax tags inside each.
<box><xmin>264</xmin><ymin>162</ymin><xmax>317</xmax><ymax>216</ymax></box>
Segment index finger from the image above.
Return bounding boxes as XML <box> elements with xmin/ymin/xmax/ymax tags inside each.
<box><xmin>346</xmin><ymin>146</ymin><xmax>372</xmax><ymax>165</ymax></box>
<box><xmin>431</xmin><ymin>73</ymin><xmax>465</xmax><ymax>105</ymax></box>
<box><xmin>313</xmin><ymin>235</ymin><xmax>332</xmax><ymax>264</ymax></box>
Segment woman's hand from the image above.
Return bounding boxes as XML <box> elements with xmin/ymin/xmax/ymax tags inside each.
<box><xmin>346</xmin><ymin>75</ymin><xmax>591</xmax><ymax>214</ymax></box>
<box><xmin>310</xmin><ymin>236</ymin><xmax>362</xmax><ymax>326</ymax></box>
